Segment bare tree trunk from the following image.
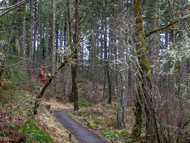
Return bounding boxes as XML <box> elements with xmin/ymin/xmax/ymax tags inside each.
<box><xmin>45</xmin><ymin>0</ymin><xmax>50</xmax><ymax>62</ymax></box>
<box><xmin>71</xmin><ymin>0</ymin><xmax>79</xmax><ymax>111</ymax></box>
<box><xmin>28</xmin><ymin>0</ymin><xmax>33</xmax><ymax>80</ymax></box>
<box><xmin>33</xmin><ymin>2</ymin><xmax>37</xmax><ymax>70</ymax></box>
<box><xmin>38</xmin><ymin>0</ymin><xmax>42</xmax><ymax>64</ymax></box>
<box><xmin>21</xmin><ymin>4</ymin><xmax>26</xmax><ymax>57</ymax></box>
<box><xmin>116</xmin><ymin>0</ymin><xmax>126</xmax><ymax>129</ymax></box>
<box><xmin>65</xmin><ymin>0</ymin><xmax>72</xmax><ymax>99</ymax></box>
<box><xmin>50</xmin><ymin>0</ymin><xmax>56</xmax><ymax>91</ymax></box>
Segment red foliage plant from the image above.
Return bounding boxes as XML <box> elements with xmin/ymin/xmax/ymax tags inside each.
<box><xmin>39</xmin><ymin>66</ymin><xmax>47</xmax><ymax>83</ymax></box>
<box><xmin>0</xmin><ymin>78</ymin><xmax>6</xmax><ymax>87</ymax></box>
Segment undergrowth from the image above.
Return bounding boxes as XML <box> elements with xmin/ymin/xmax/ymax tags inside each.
<box><xmin>79</xmin><ymin>98</ymin><xmax>93</xmax><ymax>107</ymax></box>
<box><xmin>20</xmin><ymin>119</ymin><xmax>54</xmax><ymax>143</ymax></box>
<box><xmin>102</xmin><ymin>128</ymin><xmax>129</xmax><ymax>141</ymax></box>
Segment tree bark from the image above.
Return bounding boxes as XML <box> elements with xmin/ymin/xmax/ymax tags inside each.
<box><xmin>116</xmin><ymin>0</ymin><xmax>126</xmax><ymax>129</ymax></box>
<box><xmin>132</xmin><ymin>0</ymin><xmax>152</xmax><ymax>136</ymax></box>
<box><xmin>50</xmin><ymin>0</ymin><xmax>56</xmax><ymax>91</ymax></box>
<box><xmin>71</xmin><ymin>0</ymin><xmax>79</xmax><ymax>111</ymax></box>
<box><xmin>65</xmin><ymin>0</ymin><xmax>72</xmax><ymax>100</ymax></box>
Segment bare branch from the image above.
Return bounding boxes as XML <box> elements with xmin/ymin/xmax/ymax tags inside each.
<box><xmin>0</xmin><ymin>0</ymin><xmax>29</xmax><ymax>18</ymax></box>
<box><xmin>0</xmin><ymin>0</ymin><xmax>27</xmax><ymax>11</ymax></box>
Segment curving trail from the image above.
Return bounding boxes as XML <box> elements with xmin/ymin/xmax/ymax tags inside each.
<box><xmin>53</xmin><ymin>109</ymin><xmax>107</xmax><ymax>143</ymax></box>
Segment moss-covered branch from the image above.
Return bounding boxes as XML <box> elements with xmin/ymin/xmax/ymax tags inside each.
<box><xmin>33</xmin><ymin>48</ymin><xmax>77</xmax><ymax>115</ymax></box>
<box><xmin>145</xmin><ymin>15</ymin><xmax>190</xmax><ymax>37</ymax></box>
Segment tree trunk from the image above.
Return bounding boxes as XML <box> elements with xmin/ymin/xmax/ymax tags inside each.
<box><xmin>50</xmin><ymin>0</ymin><xmax>56</xmax><ymax>91</ymax></box>
<box><xmin>116</xmin><ymin>0</ymin><xmax>126</xmax><ymax>129</ymax></box>
<box><xmin>132</xmin><ymin>0</ymin><xmax>153</xmax><ymax>136</ymax></box>
<box><xmin>71</xmin><ymin>0</ymin><xmax>79</xmax><ymax>111</ymax></box>
<box><xmin>45</xmin><ymin>0</ymin><xmax>50</xmax><ymax>62</ymax></box>
<box><xmin>28</xmin><ymin>0</ymin><xmax>33</xmax><ymax>80</ymax></box>
<box><xmin>65</xmin><ymin>0</ymin><xmax>72</xmax><ymax>100</ymax></box>
<box><xmin>38</xmin><ymin>0</ymin><xmax>42</xmax><ymax>64</ymax></box>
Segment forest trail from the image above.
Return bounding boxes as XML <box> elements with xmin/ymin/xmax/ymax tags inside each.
<box><xmin>53</xmin><ymin>109</ymin><xmax>108</xmax><ymax>143</ymax></box>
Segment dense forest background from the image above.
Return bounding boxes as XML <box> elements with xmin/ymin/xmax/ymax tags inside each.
<box><xmin>1</xmin><ymin>0</ymin><xmax>190</xmax><ymax>142</ymax></box>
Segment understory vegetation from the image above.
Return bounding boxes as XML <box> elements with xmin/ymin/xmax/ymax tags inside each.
<box><xmin>1</xmin><ymin>0</ymin><xmax>190</xmax><ymax>142</ymax></box>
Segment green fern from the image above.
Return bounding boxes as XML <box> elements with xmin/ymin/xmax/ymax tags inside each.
<box><xmin>102</xmin><ymin>128</ymin><xmax>129</xmax><ymax>140</ymax></box>
<box><xmin>20</xmin><ymin>119</ymin><xmax>54</xmax><ymax>143</ymax></box>
<box><xmin>102</xmin><ymin>127</ymin><xmax>119</xmax><ymax>140</ymax></box>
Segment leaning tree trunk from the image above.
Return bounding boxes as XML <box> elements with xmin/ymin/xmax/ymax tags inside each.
<box><xmin>33</xmin><ymin>48</ymin><xmax>77</xmax><ymax>115</ymax></box>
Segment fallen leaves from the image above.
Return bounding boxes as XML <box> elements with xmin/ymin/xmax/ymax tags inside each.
<box><xmin>0</xmin><ymin>109</ymin><xmax>21</xmax><ymax>143</ymax></box>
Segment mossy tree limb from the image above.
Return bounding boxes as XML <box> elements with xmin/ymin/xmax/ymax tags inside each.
<box><xmin>33</xmin><ymin>48</ymin><xmax>77</xmax><ymax>115</ymax></box>
<box><xmin>145</xmin><ymin>15</ymin><xmax>190</xmax><ymax>37</ymax></box>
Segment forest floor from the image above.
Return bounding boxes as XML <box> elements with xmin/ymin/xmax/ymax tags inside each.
<box><xmin>0</xmin><ymin>79</ymin><xmax>144</xmax><ymax>143</ymax></box>
<box><xmin>0</xmin><ymin>85</ymin><xmax>78</xmax><ymax>143</ymax></box>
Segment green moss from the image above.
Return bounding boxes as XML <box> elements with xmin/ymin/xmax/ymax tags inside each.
<box><xmin>131</xmin><ymin>103</ymin><xmax>142</xmax><ymax>137</ymax></box>
<box><xmin>87</xmin><ymin>122</ymin><xmax>96</xmax><ymax>128</ymax></box>
<box><xmin>138</xmin><ymin>7</ymin><xmax>143</xmax><ymax>11</ymax></box>
<box><xmin>147</xmin><ymin>72</ymin><xmax>151</xmax><ymax>80</ymax></box>
<box><xmin>169</xmin><ymin>27</ymin><xmax>179</xmax><ymax>31</ymax></box>
<box><xmin>136</xmin><ymin>17</ymin><xmax>143</xmax><ymax>23</ymax></box>
<box><xmin>137</xmin><ymin>36</ymin><xmax>145</xmax><ymax>44</ymax></box>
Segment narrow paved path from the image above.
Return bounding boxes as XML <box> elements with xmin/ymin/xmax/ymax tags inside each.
<box><xmin>53</xmin><ymin>109</ymin><xmax>107</xmax><ymax>143</ymax></box>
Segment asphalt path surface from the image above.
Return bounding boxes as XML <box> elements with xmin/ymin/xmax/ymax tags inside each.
<box><xmin>53</xmin><ymin>109</ymin><xmax>107</xmax><ymax>143</ymax></box>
